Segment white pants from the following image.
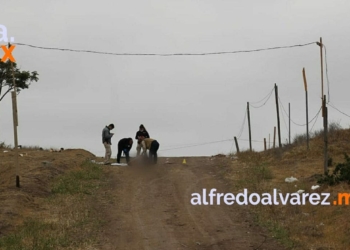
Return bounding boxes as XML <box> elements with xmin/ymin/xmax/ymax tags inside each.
<box><xmin>104</xmin><ymin>142</ymin><xmax>112</xmax><ymax>163</ymax></box>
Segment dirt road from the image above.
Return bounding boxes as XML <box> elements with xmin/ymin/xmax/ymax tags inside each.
<box><xmin>94</xmin><ymin>157</ymin><xmax>285</xmax><ymax>250</ymax></box>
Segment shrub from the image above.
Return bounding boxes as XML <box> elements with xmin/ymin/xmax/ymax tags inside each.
<box><xmin>318</xmin><ymin>154</ymin><xmax>350</xmax><ymax>185</ymax></box>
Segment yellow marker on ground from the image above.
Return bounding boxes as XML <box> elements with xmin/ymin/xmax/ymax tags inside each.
<box><xmin>182</xmin><ymin>159</ymin><xmax>187</xmax><ymax>164</ymax></box>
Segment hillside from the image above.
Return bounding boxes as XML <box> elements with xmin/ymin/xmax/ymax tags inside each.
<box><xmin>230</xmin><ymin>127</ymin><xmax>350</xmax><ymax>249</ymax></box>
<box><xmin>0</xmin><ymin>128</ymin><xmax>349</xmax><ymax>249</ymax></box>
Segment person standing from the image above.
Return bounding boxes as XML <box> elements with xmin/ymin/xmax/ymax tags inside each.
<box><xmin>135</xmin><ymin>124</ymin><xmax>150</xmax><ymax>156</ymax></box>
<box><xmin>117</xmin><ymin>138</ymin><xmax>133</xmax><ymax>164</ymax></box>
<box><xmin>140</xmin><ymin>135</ymin><xmax>160</xmax><ymax>164</ymax></box>
<box><xmin>102</xmin><ymin>124</ymin><xmax>114</xmax><ymax>165</ymax></box>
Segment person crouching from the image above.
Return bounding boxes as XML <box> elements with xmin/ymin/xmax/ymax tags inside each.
<box><xmin>117</xmin><ymin>138</ymin><xmax>133</xmax><ymax>164</ymax></box>
<box><xmin>139</xmin><ymin>135</ymin><xmax>160</xmax><ymax>164</ymax></box>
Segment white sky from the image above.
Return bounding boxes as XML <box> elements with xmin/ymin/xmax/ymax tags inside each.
<box><xmin>1</xmin><ymin>0</ymin><xmax>350</xmax><ymax>157</ymax></box>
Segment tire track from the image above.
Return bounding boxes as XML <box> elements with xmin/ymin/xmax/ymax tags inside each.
<box><xmin>131</xmin><ymin>170</ymin><xmax>180</xmax><ymax>249</ymax></box>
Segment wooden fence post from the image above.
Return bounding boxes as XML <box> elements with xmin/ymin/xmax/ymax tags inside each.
<box><xmin>274</xmin><ymin>83</ymin><xmax>282</xmax><ymax>148</ymax></box>
<box><xmin>234</xmin><ymin>136</ymin><xmax>240</xmax><ymax>153</ymax></box>
<box><xmin>247</xmin><ymin>102</ymin><xmax>252</xmax><ymax>151</ymax></box>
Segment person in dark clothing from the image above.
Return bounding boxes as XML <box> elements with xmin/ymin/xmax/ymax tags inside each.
<box><xmin>135</xmin><ymin>124</ymin><xmax>150</xmax><ymax>156</ymax></box>
<box><xmin>117</xmin><ymin>138</ymin><xmax>133</xmax><ymax>164</ymax></box>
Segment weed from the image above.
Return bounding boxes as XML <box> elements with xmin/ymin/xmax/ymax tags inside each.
<box><xmin>293</xmin><ymin>121</ymin><xmax>342</xmax><ymax>144</ymax></box>
<box><xmin>318</xmin><ymin>153</ymin><xmax>350</xmax><ymax>185</ymax></box>
<box><xmin>255</xmin><ymin>163</ymin><xmax>274</xmax><ymax>181</ymax></box>
<box><xmin>0</xmin><ymin>141</ymin><xmax>10</xmax><ymax>149</ymax></box>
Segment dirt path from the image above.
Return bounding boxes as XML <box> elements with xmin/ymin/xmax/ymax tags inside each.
<box><xmin>94</xmin><ymin>157</ymin><xmax>285</xmax><ymax>250</ymax></box>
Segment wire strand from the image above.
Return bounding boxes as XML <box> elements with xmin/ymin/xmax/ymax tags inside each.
<box><xmin>328</xmin><ymin>102</ymin><xmax>350</xmax><ymax>118</ymax></box>
<box><xmin>159</xmin><ymin>139</ymin><xmax>233</xmax><ymax>151</ymax></box>
<box><xmin>249</xmin><ymin>87</ymin><xmax>274</xmax><ymax>108</ymax></box>
<box><xmin>15</xmin><ymin>41</ymin><xmax>317</xmax><ymax>57</ymax></box>
<box><xmin>323</xmin><ymin>44</ymin><xmax>331</xmax><ymax>102</ymax></box>
<box><xmin>278</xmin><ymin>97</ymin><xmax>304</xmax><ymax>126</ymax></box>
<box><xmin>310</xmin><ymin>107</ymin><xmax>322</xmax><ymax>133</ymax></box>
<box><xmin>279</xmin><ymin>101</ymin><xmax>289</xmax><ymax>133</ymax></box>
<box><xmin>237</xmin><ymin>138</ymin><xmax>266</xmax><ymax>143</ymax></box>
<box><xmin>278</xmin><ymin>97</ymin><xmax>320</xmax><ymax>126</ymax></box>
<box><xmin>250</xmin><ymin>86</ymin><xmax>275</xmax><ymax>104</ymax></box>
<box><xmin>237</xmin><ymin>106</ymin><xmax>247</xmax><ymax>139</ymax></box>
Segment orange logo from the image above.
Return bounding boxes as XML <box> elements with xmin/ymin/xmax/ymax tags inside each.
<box><xmin>1</xmin><ymin>45</ymin><xmax>16</xmax><ymax>62</ymax></box>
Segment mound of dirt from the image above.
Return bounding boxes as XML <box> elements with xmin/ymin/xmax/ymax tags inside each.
<box><xmin>0</xmin><ymin>148</ymin><xmax>95</xmax><ymax>235</ymax></box>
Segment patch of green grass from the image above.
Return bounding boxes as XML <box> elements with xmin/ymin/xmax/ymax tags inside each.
<box><xmin>253</xmin><ymin>163</ymin><xmax>274</xmax><ymax>182</ymax></box>
<box><xmin>237</xmin><ymin>163</ymin><xmax>274</xmax><ymax>191</ymax></box>
<box><xmin>253</xmin><ymin>212</ymin><xmax>296</xmax><ymax>249</ymax></box>
<box><xmin>51</xmin><ymin>161</ymin><xmax>103</xmax><ymax>195</ymax></box>
<box><xmin>0</xmin><ymin>215</ymin><xmax>98</xmax><ymax>250</ymax></box>
<box><xmin>0</xmin><ymin>219</ymin><xmax>66</xmax><ymax>250</ymax></box>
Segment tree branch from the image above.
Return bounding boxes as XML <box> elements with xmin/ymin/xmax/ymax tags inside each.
<box><xmin>0</xmin><ymin>87</ymin><xmax>14</xmax><ymax>102</ymax></box>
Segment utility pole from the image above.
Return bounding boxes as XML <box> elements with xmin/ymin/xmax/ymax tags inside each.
<box><xmin>288</xmin><ymin>103</ymin><xmax>291</xmax><ymax>144</ymax></box>
<box><xmin>303</xmin><ymin>68</ymin><xmax>309</xmax><ymax>150</ymax></box>
<box><xmin>247</xmin><ymin>102</ymin><xmax>252</xmax><ymax>151</ymax></box>
<box><xmin>9</xmin><ymin>43</ymin><xmax>20</xmax><ymax>187</ymax></box>
<box><xmin>317</xmin><ymin>37</ymin><xmax>325</xmax><ymax>117</ymax></box>
<box><xmin>323</xmin><ymin>95</ymin><xmax>328</xmax><ymax>174</ymax></box>
<box><xmin>274</xmin><ymin>83</ymin><xmax>282</xmax><ymax>148</ymax></box>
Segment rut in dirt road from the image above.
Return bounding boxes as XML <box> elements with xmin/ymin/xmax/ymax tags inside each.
<box><xmin>95</xmin><ymin>157</ymin><xmax>286</xmax><ymax>250</ymax></box>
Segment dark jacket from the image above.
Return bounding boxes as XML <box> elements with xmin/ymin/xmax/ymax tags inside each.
<box><xmin>118</xmin><ymin>138</ymin><xmax>133</xmax><ymax>151</ymax></box>
<box><xmin>102</xmin><ymin>126</ymin><xmax>113</xmax><ymax>145</ymax></box>
<box><xmin>135</xmin><ymin>130</ymin><xmax>150</xmax><ymax>140</ymax></box>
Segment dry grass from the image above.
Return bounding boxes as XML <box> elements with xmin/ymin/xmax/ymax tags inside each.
<box><xmin>0</xmin><ymin>149</ymin><xmax>105</xmax><ymax>250</ymax></box>
<box><xmin>226</xmin><ymin>127</ymin><xmax>350</xmax><ymax>249</ymax></box>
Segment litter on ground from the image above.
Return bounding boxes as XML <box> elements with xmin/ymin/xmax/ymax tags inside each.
<box><xmin>90</xmin><ymin>160</ymin><xmax>127</xmax><ymax>166</ymax></box>
<box><xmin>110</xmin><ymin>163</ymin><xmax>128</xmax><ymax>166</ymax></box>
<box><xmin>285</xmin><ymin>176</ymin><xmax>298</xmax><ymax>183</ymax></box>
<box><xmin>311</xmin><ymin>185</ymin><xmax>320</xmax><ymax>190</ymax></box>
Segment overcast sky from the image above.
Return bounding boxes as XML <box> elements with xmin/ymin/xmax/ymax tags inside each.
<box><xmin>1</xmin><ymin>0</ymin><xmax>350</xmax><ymax>157</ymax></box>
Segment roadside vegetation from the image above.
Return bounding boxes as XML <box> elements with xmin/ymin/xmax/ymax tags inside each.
<box><xmin>228</xmin><ymin>123</ymin><xmax>350</xmax><ymax>249</ymax></box>
<box><xmin>0</xmin><ymin>161</ymin><xmax>105</xmax><ymax>250</ymax></box>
